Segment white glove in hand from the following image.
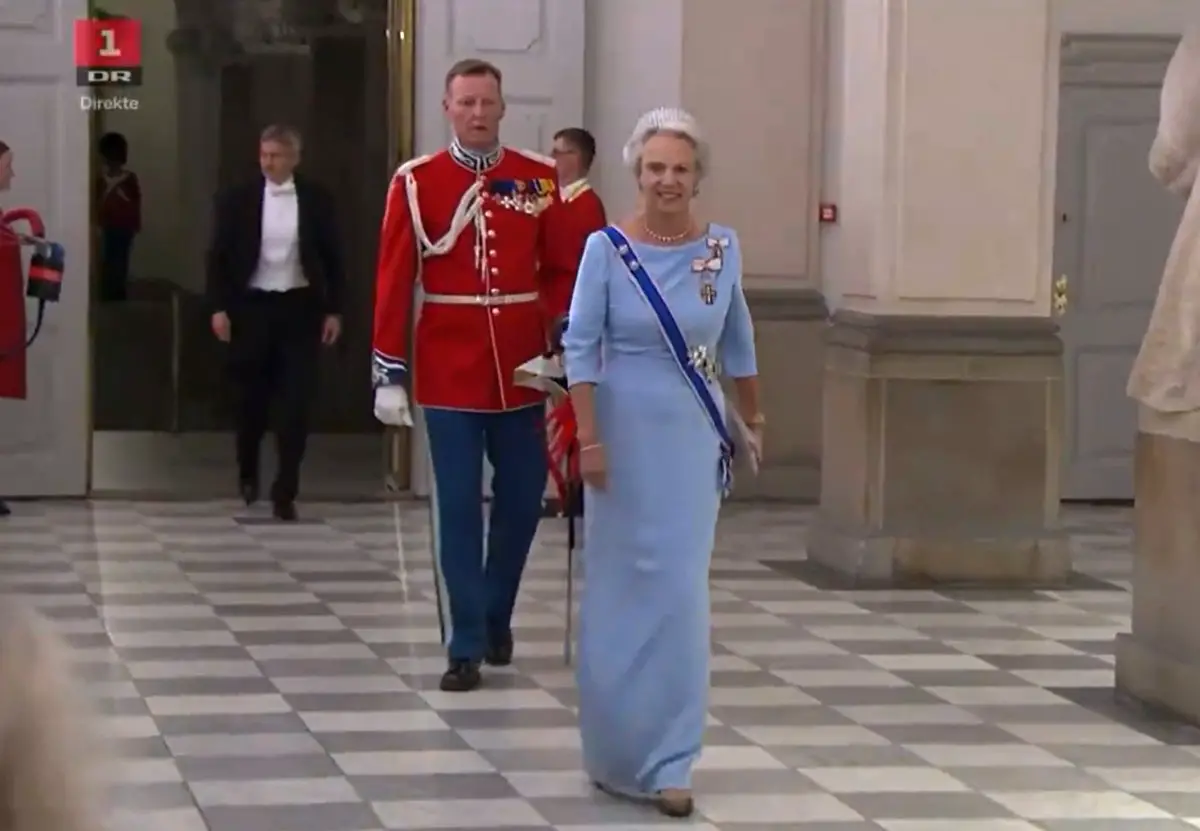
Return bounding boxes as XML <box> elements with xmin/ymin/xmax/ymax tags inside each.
<box><xmin>374</xmin><ymin>385</ymin><xmax>413</xmax><ymax>427</ymax></box>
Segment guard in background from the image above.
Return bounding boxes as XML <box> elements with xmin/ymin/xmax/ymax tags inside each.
<box><xmin>94</xmin><ymin>132</ymin><xmax>141</xmax><ymax>302</ymax></box>
<box><xmin>372</xmin><ymin>58</ymin><xmax>575</xmax><ymax>692</ymax></box>
<box><xmin>551</xmin><ymin>127</ymin><xmax>607</xmax><ymax>263</ymax></box>
<box><xmin>207</xmin><ymin>125</ymin><xmax>344</xmax><ymax>522</ymax></box>
<box><xmin>549</xmin><ymin>127</ymin><xmax>606</xmax><ymax>516</ymax></box>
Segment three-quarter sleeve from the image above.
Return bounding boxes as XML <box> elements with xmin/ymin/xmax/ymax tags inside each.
<box><xmin>718</xmin><ymin>234</ymin><xmax>758</xmax><ymax>378</ymax></box>
<box><xmin>562</xmin><ymin>231</ymin><xmax>610</xmax><ymax>385</ymax></box>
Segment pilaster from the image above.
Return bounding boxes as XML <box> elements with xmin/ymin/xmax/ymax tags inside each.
<box><xmin>812</xmin><ymin>0</ymin><xmax>1067</xmax><ymax>583</ymax></box>
<box><xmin>820</xmin><ymin>0</ymin><xmax>1057</xmax><ymax>317</ymax></box>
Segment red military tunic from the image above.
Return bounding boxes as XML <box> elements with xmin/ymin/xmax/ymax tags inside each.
<box><xmin>373</xmin><ymin>145</ymin><xmax>576</xmax><ymax>411</ymax></box>
<box><xmin>559</xmin><ymin>178</ymin><xmax>607</xmax><ymax>268</ymax></box>
<box><xmin>94</xmin><ymin>170</ymin><xmax>142</xmax><ymax>232</ymax></box>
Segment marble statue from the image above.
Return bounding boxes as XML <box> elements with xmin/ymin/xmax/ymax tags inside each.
<box><xmin>1128</xmin><ymin>28</ymin><xmax>1200</xmax><ymax>439</ymax></box>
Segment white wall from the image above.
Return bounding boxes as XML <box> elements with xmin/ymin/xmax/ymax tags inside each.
<box><xmin>583</xmin><ymin>0</ymin><xmax>820</xmax><ymax>279</ymax></box>
<box><xmin>583</xmin><ymin>0</ymin><xmax>684</xmax><ymax>219</ymax></box>
<box><xmin>681</xmin><ymin>0</ymin><xmax>821</xmax><ymax>279</ymax></box>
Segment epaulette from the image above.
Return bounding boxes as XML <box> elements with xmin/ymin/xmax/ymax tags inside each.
<box><xmin>392</xmin><ymin>152</ymin><xmax>435</xmax><ymax>180</ymax></box>
<box><xmin>508</xmin><ymin>146</ymin><xmax>556</xmax><ymax>168</ymax></box>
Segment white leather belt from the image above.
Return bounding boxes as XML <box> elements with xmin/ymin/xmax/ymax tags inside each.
<box><xmin>423</xmin><ymin>292</ymin><xmax>539</xmax><ymax>307</ymax></box>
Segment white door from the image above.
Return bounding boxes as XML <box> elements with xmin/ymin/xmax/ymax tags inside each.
<box><xmin>0</xmin><ymin>0</ymin><xmax>91</xmax><ymax>497</ymax></box>
<box><xmin>409</xmin><ymin>0</ymin><xmax>585</xmax><ymax>497</ymax></box>
<box><xmin>1056</xmin><ymin>84</ymin><xmax>1181</xmax><ymax>500</ymax></box>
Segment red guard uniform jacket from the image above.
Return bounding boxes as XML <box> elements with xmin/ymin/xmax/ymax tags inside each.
<box><xmin>559</xmin><ymin>179</ymin><xmax>607</xmax><ymax>267</ymax></box>
<box><xmin>373</xmin><ymin>145</ymin><xmax>576</xmax><ymax>412</ymax></box>
<box><xmin>95</xmin><ymin>170</ymin><xmax>142</xmax><ymax>233</ymax></box>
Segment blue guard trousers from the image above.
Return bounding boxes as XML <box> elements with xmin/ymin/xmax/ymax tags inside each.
<box><xmin>423</xmin><ymin>405</ymin><xmax>548</xmax><ymax>661</ymax></box>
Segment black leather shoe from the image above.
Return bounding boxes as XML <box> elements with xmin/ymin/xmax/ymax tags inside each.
<box><xmin>439</xmin><ymin>659</ymin><xmax>482</xmax><ymax>692</ymax></box>
<box><xmin>272</xmin><ymin>500</ymin><xmax>297</xmax><ymax>522</ymax></box>
<box><xmin>0</xmin><ymin>500</ymin><xmax>10</xmax><ymax>517</ymax></box>
<box><xmin>485</xmin><ymin>632</ymin><xmax>514</xmax><ymax>666</ymax></box>
<box><xmin>239</xmin><ymin>479</ymin><xmax>259</xmax><ymax>506</ymax></box>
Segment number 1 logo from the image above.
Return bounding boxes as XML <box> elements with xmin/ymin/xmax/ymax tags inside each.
<box><xmin>97</xmin><ymin>27</ymin><xmax>121</xmax><ymax>58</ymax></box>
<box><xmin>73</xmin><ymin>18</ymin><xmax>142</xmax><ymax>87</ymax></box>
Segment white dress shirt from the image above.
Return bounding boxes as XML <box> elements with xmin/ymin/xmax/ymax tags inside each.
<box><xmin>250</xmin><ymin>177</ymin><xmax>308</xmax><ymax>292</ymax></box>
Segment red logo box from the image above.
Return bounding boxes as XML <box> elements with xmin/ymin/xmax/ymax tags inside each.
<box><xmin>73</xmin><ymin>18</ymin><xmax>142</xmax><ymax>87</ymax></box>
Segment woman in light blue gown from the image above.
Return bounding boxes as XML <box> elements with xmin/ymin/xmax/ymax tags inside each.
<box><xmin>561</xmin><ymin>108</ymin><xmax>763</xmax><ymax>818</ymax></box>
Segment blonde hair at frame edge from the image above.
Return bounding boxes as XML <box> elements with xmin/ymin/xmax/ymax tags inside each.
<box><xmin>0</xmin><ymin>597</ymin><xmax>104</xmax><ymax>831</ymax></box>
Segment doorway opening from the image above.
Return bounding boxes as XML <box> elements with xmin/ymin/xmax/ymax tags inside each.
<box><xmin>87</xmin><ymin>0</ymin><xmax>414</xmax><ymax>498</ymax></box>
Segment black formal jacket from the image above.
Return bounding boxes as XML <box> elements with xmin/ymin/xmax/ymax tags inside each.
<box><xmin>205</xmin><ymin>174</ymin><xmax>344</xmax><ymax>315</ymax></box>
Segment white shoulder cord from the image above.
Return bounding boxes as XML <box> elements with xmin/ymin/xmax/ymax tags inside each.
<box><xmin>404</xmin><ymin>174</ymin><xmax>484</xmax><ymax>258</ymax></box>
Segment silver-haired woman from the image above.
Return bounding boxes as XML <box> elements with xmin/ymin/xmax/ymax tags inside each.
<box><xmin>562</xmin><ymin>108</ymin><xmax>763</xmax><ymax>817</ymax></box>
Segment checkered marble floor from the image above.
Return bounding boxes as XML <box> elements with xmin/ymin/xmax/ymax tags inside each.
<box><xmin>4</xmin><ymin>500</ymin><xmax>1200</xmax><ymax>830</ymax></box>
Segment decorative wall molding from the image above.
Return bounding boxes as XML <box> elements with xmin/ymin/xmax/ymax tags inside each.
<box><xmin>1060</xmin><ymin>34</ymin><xmax>1178</xmax><ymax>87</ymax></box>
<box><xmin>806</xmin><ymin>0</ymin><xmax>829</xmax><ymax>293</ymax></box>
<box><xmin>0</xmin><ymin>0</ymin><xmax>51</xmax><ymax>32</ymax></box>
<box><xmin>744</xmin><ymin>283</ymin><xmax>828</xmax><ymax>322</ymax></box>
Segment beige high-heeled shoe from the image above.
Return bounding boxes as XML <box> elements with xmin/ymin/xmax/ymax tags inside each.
<box><xmin>656</xmin><ymin>788</ymin><xmax>694</xmax><ymax>818</ymax></box>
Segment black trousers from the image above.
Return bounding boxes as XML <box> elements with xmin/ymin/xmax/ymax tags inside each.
<box><xmin>227</xmin><ymin>288</ymin><xmax>322</xmax><ymax>502</ymax></box>
<box><xmin>99</xmin><ymin>228</ymin><xmax>135</xmax><ymax>302</ymax></box>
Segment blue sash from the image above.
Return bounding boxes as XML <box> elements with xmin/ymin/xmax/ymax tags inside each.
<box><xmin>601</xmin><ymin>226</ymin><xmax>735</xmax><ymax>495</ymax></box>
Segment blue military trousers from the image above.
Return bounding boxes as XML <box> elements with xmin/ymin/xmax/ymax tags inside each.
<box><xmin>423</xmin><ymin>405</ymin><xmax>548</xmax><ymax>661</ymax></box>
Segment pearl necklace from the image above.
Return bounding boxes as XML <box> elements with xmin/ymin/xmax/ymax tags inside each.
<box><xmin>642</xmin><ymin>218</ymin><xmax>693</xmax><ymax>244</ymax></box>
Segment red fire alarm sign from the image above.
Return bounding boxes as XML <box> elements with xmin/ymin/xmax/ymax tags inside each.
<box><xmin>819</xmin><ymin>203</ymin><xmax>838</xmax><ymax>223</ymax></box>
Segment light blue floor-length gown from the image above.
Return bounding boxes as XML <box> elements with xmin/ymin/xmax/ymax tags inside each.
<box><xmin>562</xmin><ymin>223</ymin><xmax>758</xmax><ymax>795</ymax></box>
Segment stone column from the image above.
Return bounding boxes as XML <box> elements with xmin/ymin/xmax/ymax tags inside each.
<box><xmin>809</xmin><ymin>0</ymin><xmax>1069</xmax><ymax>584</ymax></box>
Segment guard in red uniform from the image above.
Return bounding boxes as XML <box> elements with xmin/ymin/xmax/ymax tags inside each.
<box><xmin>94</xmin><ymin>132</ymin><xmax>141</xmax><ymax>302</ymax></box>
<box><xmin>551</xmin><ymin>127</ymin><xmax>607</xmax><ymax>265</ymax></box>
<box><xmin>372</xmin><ymin>58</ymin><xmax>575</xmax><ymax>692</ymax></box>
<box><xmin>546</xmin><ymin>128</ymin><xmax>605</xmax><ymax>517</ymax></box>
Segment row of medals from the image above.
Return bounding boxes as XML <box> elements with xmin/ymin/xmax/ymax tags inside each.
<box><xmin>492</xmin><ymin>192</ymin><xmax>551</xmax><ymax>214</ymax></box>
<box><xmin>489</xmin><ymin>179</ymin><xmax>554</xmax><ymax>215</ymax></box>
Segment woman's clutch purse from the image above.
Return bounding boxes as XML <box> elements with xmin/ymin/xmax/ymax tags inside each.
<box><xmin>728</xmin><ymin>406</ymin><xmax>760</xmax><ymax>476</ymax></box>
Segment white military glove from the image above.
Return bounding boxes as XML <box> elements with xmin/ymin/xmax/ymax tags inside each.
<box><xmin>374</xmin><ymin>385</ymin><xmax>413</xmax><ymax>427</ymax></box>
